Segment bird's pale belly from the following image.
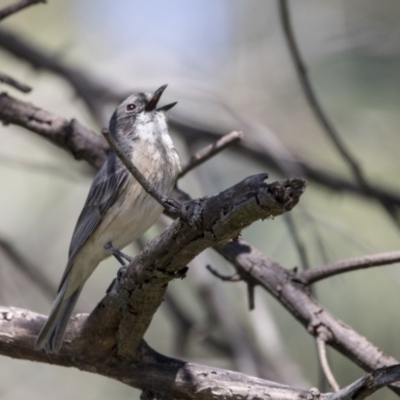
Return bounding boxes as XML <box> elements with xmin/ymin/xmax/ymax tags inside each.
<box><xmin>97</xmin><ymin>181</ymin><xmax>168</xmax><ymax>257</ymax></box>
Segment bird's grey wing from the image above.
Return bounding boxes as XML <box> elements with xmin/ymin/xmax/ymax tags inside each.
<box><xmin>58</xmin><ymin>155</ymin><xmax>129</xmax><ymax>288</ymax></box>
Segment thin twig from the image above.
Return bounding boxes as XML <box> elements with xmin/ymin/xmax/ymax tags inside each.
<box><xmin>0</xmin><ymin>237</ymin><xmax>55</xmax><ymax>300</ymax></box>
<box><xmin>101</xmin><ymin>128</ymin><xmax>182</xmax><ymax>218</ymax></box>
<box><xmin>300</xmin><ymin>251</ymin><xmax>400</xmax><ymax>284</ymax></box>
<box><xmin>278</xmin><ymin>0</ymin><xmax>400</xmax><ymax>229</ymax></box>
<box><xmin>0</xmin><ymin>0</ymin><xmax>45</xmax><ymax>21</ymax></box>
<box><xmin>284</xmin><ymin>213</ymin><xmax>310</xmax><ymax>270</ymax></box>
<box><xmin>316</xmin><ymin>335</ymin><xmax>340</xmax><ymax>392</ymax></box>
<box><xmin>179</xmin><ymin>131</ymin><xmax>243</xmax><ymax>178</ymax></box>
<box><xmin>0</xmin><ymin>71</ymin><xmax>31</xmax><ymax>92</ymax></box>
<box><xmin>206</xmin><ymin>264</ymin><xmax>242</xmax><ymax>282</ymax></box>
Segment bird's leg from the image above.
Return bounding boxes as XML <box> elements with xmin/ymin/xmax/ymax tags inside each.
<box><xmin>104</xmin><ymin>241</ymin><xmax>133</xmax><ymax>266</ymax></box>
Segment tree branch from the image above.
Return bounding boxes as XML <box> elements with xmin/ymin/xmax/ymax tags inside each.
<box><xmin>317</xmin><ymin>333</ymin><xmax>340</xmax><ymax>392</ymax></box>
<box><xmin>1</xmin><ymin>307</ymin><xmax>399</xmax><ymax>399</ymax></box>
<box><xmin>101</xmin><ymin>127</ymin><xmax>182</xmax><ymax>219</ymax></box>
<box><xmin>0</xmin><ymin>92</ymin><xmax>108</xmax><ymax>169</ymax></box>
<box><xmin>1</xmin><ymin>27</ymin><xmax>399</xmax><ymax>210</ymax></box>
<box><xmin>178</xmin><ymin>130</ymin><xmax>243</xmax><ymax>178</ymax></box>
<box><xmin>0</xmin><ymin>0</ymin><xmax>45</xmax><ymax>22</ymax></box>
<box><xmin>82</xmin><ymin>174</ymin><xmax>305</xmax><ymax>358</ymax></box>
<box><xmin>0</xmin><ymin>71</ymin><xmax>31</xmax><ymax>92</ymax></box>
<box><xmin>300</xmin><ymin>251</ymin><xmax>400</xmax><ymax>284</ymax></box>
<box><xmin>217</xmin><ymin>240</ymin><xmax>400</xmax><ymax>395</ymax></box>
<box><xmin>278</xmin><ymin>0</ymin><xmax>400</xmax><ymax>228</ymax></box>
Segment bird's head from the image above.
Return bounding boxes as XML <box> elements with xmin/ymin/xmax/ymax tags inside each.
<box><xmin>109</xmin><ymin>84</ymin><xmax>177</xmax><ymax>140</ymax></box>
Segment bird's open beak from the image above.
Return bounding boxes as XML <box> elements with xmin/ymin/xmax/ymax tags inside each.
<box><xmin>145</xmin><ymin>84</ymin><xmax>177</xmax><ymax>112</ymax></box>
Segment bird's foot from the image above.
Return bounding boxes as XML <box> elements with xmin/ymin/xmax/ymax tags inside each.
<box><xmin>104</xmin><ymin>241</ymin><xmax>133</xmax><ymax>266</ymax></box>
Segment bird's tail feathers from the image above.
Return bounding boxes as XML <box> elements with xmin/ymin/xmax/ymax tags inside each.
<box><xmin>35</xmin><ymin>282</ymin><xmax>82</xmax><ymax>353</ymax></box>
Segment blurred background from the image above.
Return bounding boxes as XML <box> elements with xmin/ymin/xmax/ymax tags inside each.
<box><xmin>1</xmin><ymin>0</ymin><xmax>400</xmax><ymax>399</ymax></box>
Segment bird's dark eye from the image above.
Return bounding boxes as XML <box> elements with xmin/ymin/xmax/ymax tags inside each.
<box><xmin>126</xmin><ymin>104</ymin><xmax>137</xmax><ymax>111</ymax></box>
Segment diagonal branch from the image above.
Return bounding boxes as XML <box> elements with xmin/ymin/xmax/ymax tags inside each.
<box><xmin>278</xmin><ymin>0</ymin><xmax>400</xmax><ymax>227</ymax></box>
<box><xmin>300</xmin><ymin>251</ymin><xmax>400</xmax><ymax>284</ymax></box>
<box><xmin>0</xmin><ymin>92</ymin><xmax>108</xmax><ymax>169</ymax></box>
<box><xmin>82</xmin><ymin>174</ymin><xmax>305</xmax><ymax>358</ymax></box>
<box><xmin>101</xmin><ymin>128</ymin><xmax>182</xmax><ymax>219</ymax></box>
<box><xmin>0</xmin><ymin>0</ymin><xmax>45</xmax><ymax>22</ymax></box>
<box><xmin>0</xmin><ymin>237</ymin><xmax>55</xmax><ymax>300</ymax></box>
<box><xmin>0</xmin><ymin>71</ymin><xmax>31</xmax><ymax>92</ymax></box>
<box><xmin>178</xmin><ymin>130</ymin><xmax>243</xmax><ymax>178</ymax></box>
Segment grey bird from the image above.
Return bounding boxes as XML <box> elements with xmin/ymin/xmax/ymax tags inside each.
<box><xmin>35</xmin><ymin>85</ymin><xmax>181</xmax><ymax>353</ymax></box>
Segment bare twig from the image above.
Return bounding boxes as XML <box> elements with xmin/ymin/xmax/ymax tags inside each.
<box><xmin>206</xmin><ymin>264</ymin><xmax>241</xmax><ymax>282</ymax></box>
<box><xmin>206</xmin><ymin>263</ymin><xmax>255</xmax><ymax>310</ymax></box>
<box><xmin>0</xmin><ymin>0</ymin><xmax>45</xmax><ymax>22</ymax></box>
<box><xmin>178</xmin><ymin>131</ymin><xmax>243</xmax><ymax>178</ymax></box>
<box><xmin>164</xmin><ymin>292</ymin><xmax>231</xmax><ymax>356</ymax></box>
<box><xmin>0</xmin><ymin>237</ymin><xmax>55</xmax><ymax>300</ymax></box>
<box><xmin>173</xmin><ymin>118</ymin><xmax>400</xmax><ymax>208</ymax></box>
<box><xmin>284</xmin><ymin>213</ymin><xmax>310</xmax><ymax>270</ymax></box>
<box><xmin>300</xmin><ymin>251</ymin><xmax>400</xmax><ymax>284</ymax></box>
<box><xmin>316</xmin><ymin>334</ymin><xmax>340</xmax><ymax>392</ymax></box>
<box><xmin>278</xmin><ymin>0</ymin><xmax>400</xmax><ymax>228</ymax></box>
<box><xmin>101</xmin><ymin>127</ymin><xmax>182</xmax><ymax>219</ymax></box>
<box><xmin>0</xmin><ymin>28</ymin><xmax>112</xmax><ymax>120</ymax></box>
<box><xmin>0</xmin><ymin>71</ymin><xmax>31</xmax><ymax>92</ymax></box>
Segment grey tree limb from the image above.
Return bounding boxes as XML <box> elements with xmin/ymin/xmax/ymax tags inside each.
<box><xmin>1</xmin><ymin>307</ymin><xmax>400</xmax><ymax>399</ymax></box>
<box><xmin>217</xmin><ymin>240</ymin><xmax>400</xmax><ymax>396</ymax></box>
<box><xmin>0</xmin><ymin>92</ymin><xmax>108</xmax><ymax>169</ymax></box>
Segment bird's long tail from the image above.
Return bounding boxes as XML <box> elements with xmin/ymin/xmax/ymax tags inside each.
<box><xmin>35</xmin><ymin>282</ymin><xmax>83</xmax><ymax>353</ymax></box>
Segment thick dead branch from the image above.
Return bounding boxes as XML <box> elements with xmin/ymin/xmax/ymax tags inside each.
<box><xmin>82</xmin><ymin>174</ymin><xmax>305</xmax><ymax>358</ymax></box>
<box><xmin>1</xmin><ymin>307</ymin><xmax>399</xmax><ymax>399</ymax></box>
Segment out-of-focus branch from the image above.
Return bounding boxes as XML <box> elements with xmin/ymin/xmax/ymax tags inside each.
<box><xmin>163</xmin><ymin>292</ymin><xmax>231</xmax><ymax>357</ymax></box>
<box><xmin>0</xmin><ymin>236</ymin><xmax>55</xmax><ymax>300</ymax></box>
<box><xmin>0</xmin><ymin>92</ymin><xmax>108</xmax><ymax>169</ymax></box>
<box><xmin>0</xmin><ymin>71</ymin><xmax>31</xmax><ymax>92</ymax></box>
<box><xmin>178</xmin><ymin>130</ymin><xmax>242</xmax><ymax>178</ymax></box>
<box><xmin>172</xmin><ymin>118</ymin><xmax>400</xmax><ymax>207</ymax></box>
<box><xmin>278</xmin><ymin>0</ymin><xmax>400</xmax><ymax>227</ymax></box>
<box><xmin>300</xmin><ymin>251</ymin><xmax>400</xmax><ymax>284</ymax></box>
<box><xmin>1</xmin><ymin>28</ymin><xmax>400</xmax><ymax>210</ymax></box>
<box><xmin>0</xmin><ymin>0</ymin><xmax>45</xmax><ymax>22</ymax></box>
<box><xmin>0</xmin><ymin>28</ymin><xmax>114</xmax><ymax>120</ymax></box>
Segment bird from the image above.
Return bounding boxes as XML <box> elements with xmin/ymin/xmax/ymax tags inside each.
<box><xmin>35</xmin><ymin>84</ymin><xmax>181</xmax><ymax>353</ymax></box>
